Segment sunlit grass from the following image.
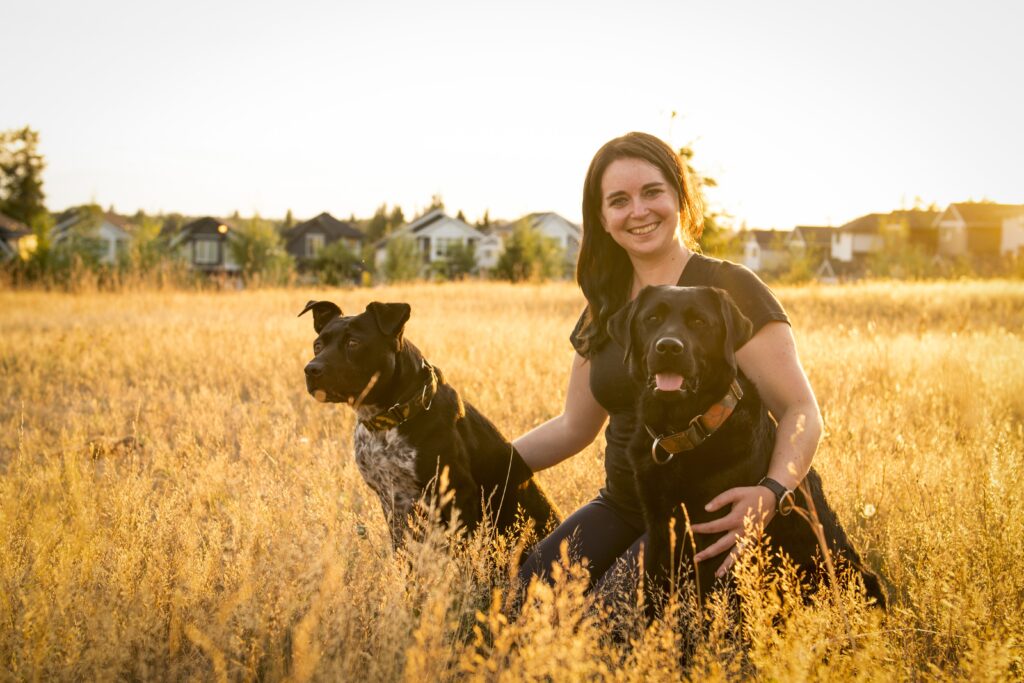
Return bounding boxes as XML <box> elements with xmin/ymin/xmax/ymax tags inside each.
<box><xmin>2</xmin><ymin>280</ymin><xmax>1023</xmax><ymax>680</ymax></box>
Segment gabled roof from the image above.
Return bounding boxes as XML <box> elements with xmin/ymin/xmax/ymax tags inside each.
<box><xmin>943</xmin><ymin>202</ymin><xmax>1024</xmax><ymax>229</ymax></box>
<box><xmin>743</xmin><ymin>229</ymin><xmax>787</xmax><ymax>248</ymax></box>
<box><xmin>379</xmin><ymin>209</ymin><xmax>484</xmax><ymax>248</ymax></box>
<box><xmin>0</xmin><ymin>212</ymin><xmax>30</xmax><ymax>237</ymax></box>
<box><xmin>887</xmin><ymin>209</ymin><xmax>940</xmax><ymax>231</ymax></box>
<box><xmin>838</xmin><ymin>213</ymin><xmax>884</xmax><ymax>234</ymax></box>
<box><xmin>285</xmin><ymin>212</ymin><xmax>363</xmax><ymax>252</ymax></box>
<box><xmin>52</xmin><ymin>208</ymin><xmax>133</xmax><ymax>237</ymax></box>
<box><xmin>791</xmin><ymin>225</ymin><xmax>834</xmax><ymax>248</ymax></box>
<box><xmin>167</xmin><ymin>217</ymin><xmax>237</xmax><ymax>246</ymax></box>
<box><xmin>497</xmin><ymin>211</ymin><xmax>582</xmax><ymax>238</ymax></box>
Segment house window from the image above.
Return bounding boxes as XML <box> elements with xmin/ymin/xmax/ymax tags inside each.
<box><xmin>306</xmin><ymin>233</ymin><xmax>326</xmax><ymax>258</ymax></box>
<box><xmin>195</xmin><ymin>239</ymin><xmax>219</xmax><ymax>264</ymax></box>
<box><xmin>435</xmin><ymin>237</ymin><xmax>462</xmax><ymax>257</ymax></box>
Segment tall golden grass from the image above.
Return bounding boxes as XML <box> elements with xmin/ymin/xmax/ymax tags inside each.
<box><xmin>2</xmin><ymin>280</ymin><xmax>1023</xmax><ymax>680</ymax></box>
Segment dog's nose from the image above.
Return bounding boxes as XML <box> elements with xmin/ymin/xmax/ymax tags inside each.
<box><xmin>654</xmin><ymin>337</ymin><xmax>684</xmax><ymax>355</ymax></box>
<box><xmin>305</xmin><ymin>361</ymin><xmax>324</xmax><ymax>378</ymax></box>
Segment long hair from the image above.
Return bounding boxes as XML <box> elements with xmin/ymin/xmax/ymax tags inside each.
<box><xmin>574</xmin><ymin>132</ymin><xmax>704</xmax><ymax>355</ymax></box>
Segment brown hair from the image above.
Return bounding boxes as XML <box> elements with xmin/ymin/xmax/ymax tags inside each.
<box><xmin>574</xmin><ymin>132</ymin><xmax>704</xmax><ymax>355</ymax></box>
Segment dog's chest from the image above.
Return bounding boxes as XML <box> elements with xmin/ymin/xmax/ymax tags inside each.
<box><xmin>352</xmin><ymin>423</ymin><xmax>421</xmax><ymax>508</ymax></box>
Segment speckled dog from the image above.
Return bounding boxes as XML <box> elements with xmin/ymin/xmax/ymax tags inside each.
<box><xmin>300</xmin><ymin>300</ymin><xmax>559</xmax><ymax>548</ymax></box>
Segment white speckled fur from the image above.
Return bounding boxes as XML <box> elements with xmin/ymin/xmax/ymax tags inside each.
<box><xmin>352</xmin><ymin>421</ymin><xmax>421</xmax><ymax>546</ymax></box>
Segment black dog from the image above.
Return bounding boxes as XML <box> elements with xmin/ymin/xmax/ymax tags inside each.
<box><xmin>300</xmin><ymin>300</ymin><xmax>559</xmax><ymax>549</ymax></box>
<box><xmin>607</xmin><ymin>286</ymin><xmax>886</xmax><ymax>616</ymax></box>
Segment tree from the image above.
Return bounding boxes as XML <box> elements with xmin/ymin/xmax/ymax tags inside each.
<box><xmin>229</xmin><ymin>214</ymin><xmax>294</xmax><ymax>285</ymax></box>
<box><xmin>366</xmin><ymin>203</ymin><xmax>390</xmax><ymax>242</ymax></box>
<box><xmin>455</xmin><ymin>209</ymin><xmax>466</xmax><ymax>222</ymax></box>
<box><xmin>493</xmin><ymin>219</ymin><xmax>564</xmax><ymax>282</ymax></box>
<box><xmin>383</xmin><ymin>235</ymin><xmax>421</xmax><ymax>282</ymax></box>
<box><xmin>0</xmin><ymin>127</ymin><xmax>47</xmax><ymax>227</ymax></box>
<box><xmin>475</xmin><ymin>209</ymin><xmax>492</xmax><ymax>230</ymax></box>
<box><xmin>389</xmin><ymin>205</ymin><xmax>405</xmax><ymax>230</ymax></box>
<box><xmin>427</xmin><ymin>193</ymin><xmax>445</xmax><ymax>212</ymax></box>
<box><xmin>311</xmin><ymin>240</ymin><xmax>363</xmax><ymax>285</ymax></box>
<box><xmin>283</xmin><ymin>209</ymin><xmax>295</xmax><ymax>230</ymax></box>
<box><xmin>437</xmin><ymin>240</ymin><xmax>476</xmax><ymax>280</ymax></box>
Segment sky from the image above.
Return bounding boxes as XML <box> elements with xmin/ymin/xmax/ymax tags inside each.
<box><xmin>4</xmin><ymin>0</ymin><xmax>1023</xmax><ymax>229</ymax></box>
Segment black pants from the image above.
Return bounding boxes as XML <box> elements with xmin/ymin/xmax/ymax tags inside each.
<box><xmin>518</xmin><ymin>493</ymin><xmax>648</xmax><ymax>597</ymax></box>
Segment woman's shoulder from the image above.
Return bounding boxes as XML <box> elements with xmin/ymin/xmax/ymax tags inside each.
<box><xmin>682</xmin><ymin>252</ymin><xmax>763</xmax><ymax>290</ymax></box>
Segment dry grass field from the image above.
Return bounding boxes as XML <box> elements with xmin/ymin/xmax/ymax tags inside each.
<box><xmin>2</xmin><ymin>280</ymin><xmax>1023</xmax><ymax>681</ymax></box>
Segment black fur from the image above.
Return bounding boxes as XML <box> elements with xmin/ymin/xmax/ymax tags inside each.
<box><xmin>607</xmin><ymin>286</ymin><xmax>886</xmax><ymax>617</ymax></box>
<box><xmin>301</xmin><ymin>299</ymin><xmax>560</xmax><ymax>548</ymax></box>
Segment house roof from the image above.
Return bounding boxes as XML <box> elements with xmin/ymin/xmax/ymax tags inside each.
<box><xmin>379</xmin><ymin>209</ymin><xmax>483</xmax><ymax>248</ymax></box>
<box><xmin>166</xmin><ymin>217</ymin><xmax>238</xmax><ymax>246</ymax></box>
<box><xmin>0</xmin><ymin>212</ymin><xmax>30</xmax><ymax>237</ymax></box>
<box><xmin>52</xmin><ymin>208</ymin><xmax>134</xmax><ymax>237</ymax></box>
<box><xmin>744</xmin><ymin>229</ymin><xmax>788</xmax><ymax>248</ymax></box>
<box><xmin>946</xmin><ymin>202</ymin><xmax>1024</xmax><ymax>229</ymax></box>
<box><xmin>838</xmin><ymin>213</ymin><xmax>884</xmax><ymax>234</ymax></box>
<box><xmin>887</xmin><ymin>209</ymin><xmax>940</xmax><ymax>231</ymax></box>
<box><xmin>791</xmin><ymin>225</ymin><xmax>834</xmax><ymax>248</ymax></box>
<box><xmin>285</xmin><ymin>212</ymin><xmax>363</xmax><ymax>250</ymax></box>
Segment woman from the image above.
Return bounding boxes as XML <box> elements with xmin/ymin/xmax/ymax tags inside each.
<box><xmin>514</xmin><ymin>132</ymin><xmax>822</xmax><ymax>591</ymax></box>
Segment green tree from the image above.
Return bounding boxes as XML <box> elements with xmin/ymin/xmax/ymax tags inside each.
<box><xmin>229</xmin><ymin>214</ymin><xmax>294</xmax><ymax>285</ymax></box>
<box><xmin>494</xmin><ymin>219</ymin><xmax>564</xmax><ymax>282</ymax></box>
<box><xmin>432</xmin><ymin>239</ymin><xmax>476</xmax><ymax>280</ymax></box>
<box><xmin>455</xmin><ymin>209</ymin><xmax>467</xmax><ymax>222</ymax></box>
<box><xmin>0</xmin><ymin>127</ymin><xmax>47</xmax><ymax>226</ymax></box>
<box><xmin>389</xmin><ymin>205</ymin><xmax>405</xmax><ymax>230</ymax></box>
<box><xmin>383</xmin><ymin>235</ymin><xmax>421</xmax><ymax>282</ymax></box>
<box><xmin>312</xmin><ymin>240</ymin><xmax>363</xmax><ymax>285</ymax></box>
<box><xmin>124</xmin><ymin>215</ymin><xmax>167</xmax><ymax>271</ymax></box>
<box><xmin>283</xmin><ymin>209</ymin><xmax>295</xmax><ymax>230</ymax></box>
<box><xmin>366</xmin><ymin>203</ymin><xmax>390</xmax><ymax>242</ymax></box>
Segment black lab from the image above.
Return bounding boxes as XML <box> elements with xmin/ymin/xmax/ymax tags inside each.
<box><xmin>607</xmin><ymin>286</ymin><xmax>886</xmax><ymax>617</ymax></box>
<box><xmin>300</xmin><ymin>300</ymin><xmax>560</xmax><ymax>549</ymax></box>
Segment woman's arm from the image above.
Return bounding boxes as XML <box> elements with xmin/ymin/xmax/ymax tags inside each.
<box><xmin>513</xmin><ymin>353</ymin><xmax>609</xmax><ymax>472</ymax></box>
<box><xmin>690</xmin><ymin>321</ymin><xmax>823</xmax><ymax>575</ymax></box>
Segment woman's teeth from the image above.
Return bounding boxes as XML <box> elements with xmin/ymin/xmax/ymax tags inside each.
<box><xmin>628</xmin><ymin>222</ymin><xmax>658</xmax><ymax>235</ymax></box>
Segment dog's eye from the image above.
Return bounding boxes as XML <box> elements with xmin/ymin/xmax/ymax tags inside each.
<box><xmin>346</xmin><ymin>338</ymin><xmax>360</xmax><ymax>350</ymax></box>
<box><xmin>691</xmin><ymin>318</ymin><xmax>707</xmax><ymax>328</ymax></box>
<box><xmin>313</xmin><ymin>342</ymin><xmax>323</xmax><ymax>354</ymax></box>
<box><xmin>645</xmin><ymin>313</ymin><xmax>661</xmax><ymax>324</ymax></box>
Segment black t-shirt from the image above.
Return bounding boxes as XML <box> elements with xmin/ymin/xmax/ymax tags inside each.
<box><xmin>569</xmin><ymin>253</ymin><xmax>791</xmax><ymax>520</ymax></box>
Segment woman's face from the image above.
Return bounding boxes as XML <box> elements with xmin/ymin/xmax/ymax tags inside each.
<box><xmin>599</xmin><ymin>157</ymin><xmax>682</xmax><ymax>261</ymax></box>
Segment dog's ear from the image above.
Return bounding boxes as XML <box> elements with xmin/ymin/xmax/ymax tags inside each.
<box><xmin>712</xmin><ymin>288</ymin><xmax>753</xmax><ymax>369</ymax></box>
<box><xmin>298</xmin><ymin>300</ymin><xmax>343</xmax><ymax>334</ymax></box>
<box><xmin>607</xmin><ymin>287</ymin><xmax>649</xmax><ymax>382</ymax></box>
<box><xmin>367</xmin><ymin>302</ymin><xmax>411</xmax><ymax>340</ymax></box>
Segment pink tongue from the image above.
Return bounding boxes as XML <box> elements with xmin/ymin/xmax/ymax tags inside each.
<box><xmin>655</xmin><ymin>373</ymin><xmax>685</xmax><ymax>392</ymax></box>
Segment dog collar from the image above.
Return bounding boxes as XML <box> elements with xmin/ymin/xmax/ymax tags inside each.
<box><xmin>360</xmin><ymin>360</ymin><xmax>440</xmax><ymax>432</ymax></box>
<box><xmin>645</xmin><ymin>379</ymin><xmax>744</xmax><ymax>465</ymax></box>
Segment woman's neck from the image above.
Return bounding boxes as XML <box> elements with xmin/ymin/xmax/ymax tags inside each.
<box><xmin>629</xmin><ymin>241</ymin><xmax>693</xmax><ymax>299</ymax></box>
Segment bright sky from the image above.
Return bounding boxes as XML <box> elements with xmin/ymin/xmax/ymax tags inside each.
<box><xmin>5</xmin><ymin>0</ymin><xmax>1023</xmax><ymax>229</ymax></box>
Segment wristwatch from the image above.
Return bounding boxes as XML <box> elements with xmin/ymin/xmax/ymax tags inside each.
<box><xmin>758</xmin><ymin>477</ymin><xmax>796</xmax><ymax>516</ymax></box>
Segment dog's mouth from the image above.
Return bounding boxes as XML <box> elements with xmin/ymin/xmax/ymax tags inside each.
<box><xmin>647</xmin><ymin>372</ymin><xmax>697</xmax><ymax>398</ymax></box>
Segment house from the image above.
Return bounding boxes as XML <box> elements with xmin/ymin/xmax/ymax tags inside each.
<box><xmin>740</xmin><ymin>229</ymin><xmax>789</xmax><ymax>273</ymax></box>
<box><xmin>492</xmin><ymin>212</ymin><xmax>581</xmax><ymax>275</ymax></box>
<box><xmin>51</xmin><ymin>208</ymin><xmax>133</xmax><ymax>264</ymax></box>
<box><xmin>831</xmin><ymin>214</ymin><xmax>886</xmax><ymax>264</ymax></box>
<box><xmin>0</xmin><ymin>213</ymin><xmax>36</xmax><ymax>261</ymax></box>
<box><xmin>374</xmin><ymin>209</ymin><xmax>487</xmax><ymax>275</ymax></box>
<box><xmin>935</xmin><ymin>202</ymin><xmax>1024</xmax><ymax>258</ymax></box>
<box><xmin>879</xmin><ymin>209</ymin><xmax>940</xmax><ymax>252</ymax></box>
<box><xmin>284</xmin><ymin>212</ymin><xmax>364</xmax><ymax>265</ymax></box>
<box><xmin>1003</xmin><ymin>214</ymin><xmax>1024</xmax><ymax>257</ymax></box>
<box><xmin>788</xmin><ymin>225</ymin><xmax>834</xmax><ymax>256</ymax></box>
<box><xmin>166</xmin><ymin>217</ymin><xmax>241</xmax><ymax>273</ymax></box>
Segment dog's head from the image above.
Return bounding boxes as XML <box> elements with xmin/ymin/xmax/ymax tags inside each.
<box><xmin>607</xmin><ymin>286</ymin><xmax>753</xmax><ymax>401</ymax></box>
<box><xmin>299</xmin><ymin>300</ymin><xmax>411</xmax><ymax>405</ymax></box>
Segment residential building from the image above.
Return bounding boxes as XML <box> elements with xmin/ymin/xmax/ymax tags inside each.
<box><xmin>51</xmin><ymin>208</ymin><xmax>132</xmax><ymax>264</ymax></box>
<box><xmin>740</xmin><ymin>229</ymin><xmax>789</xmax><ymax>273</ymax></box>
<box><xmin>0</xmin><ymin>213</ymin><xmax>35</xmax><ymax>261</ymax></box>
<box><xmin>284</xmin><ymin>212</ymin><xmax>364</xmax><ymax>265</ymax></box>
<box><xmin>374</xmin><ymin>209</ymin><xmax>487</xmax><ymax>275</ymax></box>
<box><xmin>935</xmin><ymin>202</ymin><xmax>1024</xmax><ymax>257</ymax></box>
<box><xmin>167</xmin><ymin>217</ymin><xmax>241</xmax><ymax>273</ymax></box>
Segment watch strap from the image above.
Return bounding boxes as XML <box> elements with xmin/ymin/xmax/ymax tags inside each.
<box><xmin>758</xmin><ymin>477</ymin><xmax>793</xmax><ymax>515</ymax></box>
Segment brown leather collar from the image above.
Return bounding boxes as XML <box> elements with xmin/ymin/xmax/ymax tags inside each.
<box><xmin>359</xmin><ymin>360</ymin><xmax>439</xmax><ymax>432</ymax></box>
<box><xmin>645</xmin><ymin>379</ymin><xmax>744</xmax><ymax>465</ymax></box>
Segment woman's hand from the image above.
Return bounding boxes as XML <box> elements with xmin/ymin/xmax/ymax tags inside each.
<box><xmin>689</xmin><ymin>485</ymin><xmax>776</xmax><ymax>578</ymax></box>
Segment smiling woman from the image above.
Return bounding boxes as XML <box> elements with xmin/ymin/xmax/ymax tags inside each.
<box><xmin>513</xmin><ymin>131</ymin><xmax>824</xmax><ymax>600</ymax></box>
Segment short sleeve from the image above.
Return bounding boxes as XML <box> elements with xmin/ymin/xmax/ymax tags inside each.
<box><xmin>569</xmin><ymin>308</ymin><xmax>588</xmax><ymax>355</ymax></box>
<box><xmin>711</xmin><ymin>262</ymin><xmax>790</xmax><ymax>335</ymax></box>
